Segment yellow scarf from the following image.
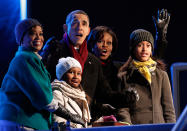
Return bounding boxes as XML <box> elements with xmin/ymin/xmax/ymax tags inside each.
<box><xmin>132</xmin><ymin>58</ymin><xmax>157</xmax><ymax>84</ymax></box>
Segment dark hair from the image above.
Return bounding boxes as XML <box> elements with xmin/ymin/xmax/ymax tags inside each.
<box><xmin>66</xmin><ymin>10</ymin><xmax>90</xmax><ymax>25</ymax></box>
<box><xmin>87</xmin><ymin>26</ymin><xmax>118</xmax><ymax>55</ymax></box>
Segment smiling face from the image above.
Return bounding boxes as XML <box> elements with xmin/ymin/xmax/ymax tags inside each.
<box><xmin>64</xmin><ymin>13</ymin><xmax>90</xmax><ymax>48</ymax></box>
<box><xmin>65</xmin><ymin>67</ymin><xmax>82</xmax><ymax>88</ymax></box>
<box><xmin>93</xmin><ymin>32</ymin><xmax>113</xmax><ymax>60</ymax></box>
<box><xmin>21</xmin><ymin>26</ymin><xmax>44</xmax><ymax>52</ymax></box>
<box><xmin>134</xmin><ymin>41</ymin><xmax>152</xmax><ymax>62</ymax></box>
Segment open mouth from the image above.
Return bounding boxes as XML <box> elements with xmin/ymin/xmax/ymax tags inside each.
<box><xmin>100</xmin><ymin>49</ymin><xmax>107</xmax><ymax>56</ymax></box>
<box><xmin>76</xmin><ymin>33</ymin><xmax>83</xmax><ymax>37</ymax></box>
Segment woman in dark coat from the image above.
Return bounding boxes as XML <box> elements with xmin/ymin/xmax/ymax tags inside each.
<box><xmin>87</xmin><ymin>26</ymin><xmax>121</xmax><ymax>91</ymax></box>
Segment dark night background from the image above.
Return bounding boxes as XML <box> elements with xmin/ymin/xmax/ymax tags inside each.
<box><xmin>0</xmin><ymin>0</ymin><xmax>187</xmax><ymax>122</ymax></box>
<box><xmin>27</xmin><ymin>2</ymin><xmax>187</xmax><ymax>67</ymax></box>
<box><xmin>1</xmin><ymin>1</ymin><xmax>187</xmax><ymax>86</ymax></box>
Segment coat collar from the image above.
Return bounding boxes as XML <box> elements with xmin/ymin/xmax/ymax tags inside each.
<box><xmin>18</xmin><ymin>46</ymin><xmax>42</xmax><ymax>60</ymax></box>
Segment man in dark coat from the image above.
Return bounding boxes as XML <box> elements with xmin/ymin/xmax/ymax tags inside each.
<box><xmin>40</xmin><ymin>10</ymin><xmax>136</xmax><ymax>118</ymax></box>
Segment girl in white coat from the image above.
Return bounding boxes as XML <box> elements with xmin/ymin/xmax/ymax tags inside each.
<box><xmin>52</xmin><ymin>57</ymin><xmax>91</xmax><ymax>128</ymax></box>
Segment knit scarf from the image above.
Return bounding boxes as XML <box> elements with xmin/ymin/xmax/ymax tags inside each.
<box><xmin>132</xmin><ymin>58</ymin><xmax>157</xmax><ymax>84</ymax></box>
<box><xmin>63</xmin><ymin>33</ymin><xmax>88</xmax><ymax>70</ymax></box>
<box><xmin>52</xmin><ymin>80</ymin><xmax>91</xmax><ymax>122</ymax></box>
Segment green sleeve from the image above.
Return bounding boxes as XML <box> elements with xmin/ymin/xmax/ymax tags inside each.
<box><xmin>5</xmin><ymin>52</ymin><xmax>53</xmax><ymax>110</ymax></box>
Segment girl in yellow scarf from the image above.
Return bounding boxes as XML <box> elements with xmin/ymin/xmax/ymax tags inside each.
<box><xmin>130</xmin><ymin>29</ymin><xmax>156</xmax><ymax>84</ymax></box>
<box><xmin>117</xmin><ymin>29</ymin><xmax>176</xmax><ymax>125</ymax></box>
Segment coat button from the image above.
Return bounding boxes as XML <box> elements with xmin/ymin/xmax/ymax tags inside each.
<box><xmin>152</xmin><ymin>72</ymin><xmax>155</xmax><ymax>75</ymax></box>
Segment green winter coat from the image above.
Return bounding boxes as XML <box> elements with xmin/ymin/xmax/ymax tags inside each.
<box><xmin>0</xmin><ymin>47</ymin><xmax>53</xmax><ymax>130</ymax></box>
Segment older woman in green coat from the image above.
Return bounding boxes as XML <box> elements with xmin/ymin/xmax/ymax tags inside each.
<box><xmin>0</xmin><ymin>18</ymin><xmax>85</xmax><ymax>130</ymax></box>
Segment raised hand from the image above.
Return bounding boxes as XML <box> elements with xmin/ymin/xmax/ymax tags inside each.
<box><xmin>152</xmin><ymin>9</ymin><xmax>171</xmax><ymax>40</ymax></box>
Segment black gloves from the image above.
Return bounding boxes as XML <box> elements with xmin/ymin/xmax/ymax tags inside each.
<box><xmin>152</xmin><ymin>8</ymin><xmax>171</xmax><ymax>42</ymax></box>
<box><xmin>101</xmin><ymin>104</ymin><xmax>116</xmax><ymax>114</ymax></box>
<box><xmin>152</xmin><ymin>8</ymin><xmax>170</xmax><ymax>59</ymax></box>
<box><xmin>126</xmin><ymin>87</ymin><xmax>139</xmax><ymax>101</ymax></box>
<box><xmin>53</xmin><ymin>103</ymin><xmax>85</xmax><ymax>127</ymax></box>
<box><xmin>124</xmin><ymin>88</ymin><xmax>139</xmax><ymax>107</ymax></box>
<box><xmin>91</xmin><ymin>102</ymin><xmax>117</xmax><ymax>122</ymax></box>
<box><xmin>90</xmin><ymin>88</ymin><xmax>139</xmax><ymax>122</ymax></box>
